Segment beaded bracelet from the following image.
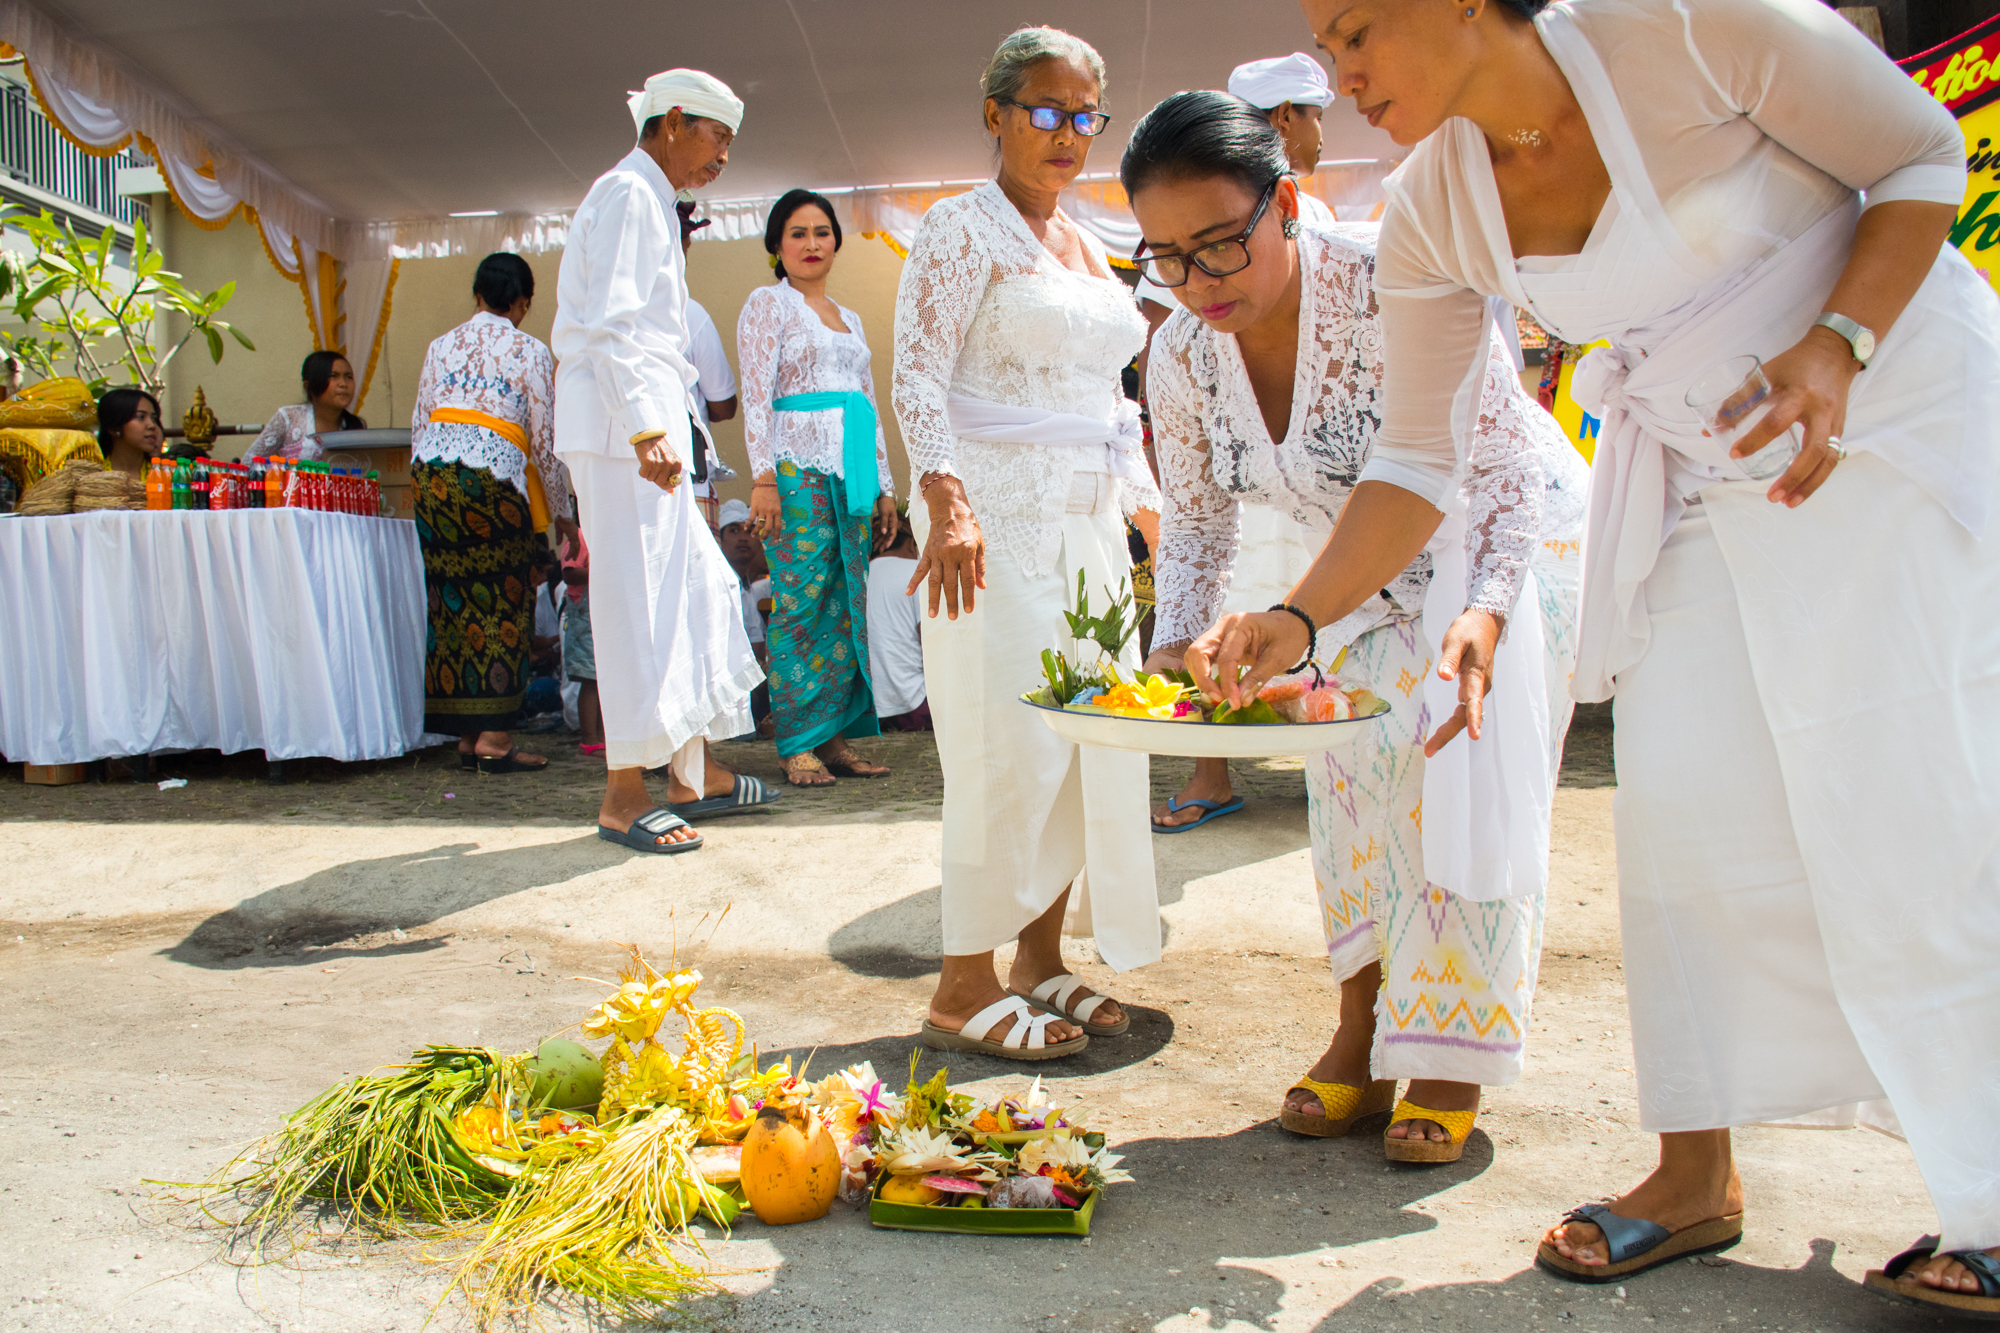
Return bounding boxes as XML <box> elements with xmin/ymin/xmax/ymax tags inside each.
<box><xmin>1268</xmin><ymin>602</ymin><xmax>1318</xmax><ymax>676</ymax></box>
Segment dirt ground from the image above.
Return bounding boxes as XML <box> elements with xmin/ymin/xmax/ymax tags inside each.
<box><xmin>0</xmin><ymin>707</ymin><xmax>1956</xmax><ymax>1332</ymax></box>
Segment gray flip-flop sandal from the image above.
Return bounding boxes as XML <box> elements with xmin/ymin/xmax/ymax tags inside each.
<box><xmin>597</xmin><ymin>807</ymin><xmax>703</xmax><ymax>855</ymax></box>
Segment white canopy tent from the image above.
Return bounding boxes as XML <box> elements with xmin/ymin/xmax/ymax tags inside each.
<box><xmin>0</xmin><ymin>0</ymin><xmax>1400</xmax><ymax>393</ymax></box>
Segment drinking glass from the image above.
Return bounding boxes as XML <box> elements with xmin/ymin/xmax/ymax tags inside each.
<box><xmin>1684</xmin><ymin>354</ymin><xmax>1802</xmax><ymax>482</ymax></box>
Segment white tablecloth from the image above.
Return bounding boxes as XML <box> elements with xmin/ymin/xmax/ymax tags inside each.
<box><xmin>0</xmin><ymin>509</ymin><xmax>428</xmax><ymax>764</ymax></box>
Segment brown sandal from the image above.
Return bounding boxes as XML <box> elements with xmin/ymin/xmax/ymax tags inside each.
<box><xmin>820</xmin><ymin>746</ymin><xmax>890</xmax><ymax>778</ymax></box>
<box><xmin>784</xmin><ymin>752</ymin><xmax>836</xmax><ymax>787</ymax></box>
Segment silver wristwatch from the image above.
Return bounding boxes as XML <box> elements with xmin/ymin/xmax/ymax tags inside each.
<box><xmin>1812</xmin><ymin>312</ymin><xmax>1876</xmax><ymax>368</ymax></box>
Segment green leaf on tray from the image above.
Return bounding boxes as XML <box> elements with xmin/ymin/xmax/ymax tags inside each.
<box><xmin>1211</xmin><ymin>697</ymin><xmax>1284</xmax><ymax>726</ymax></box>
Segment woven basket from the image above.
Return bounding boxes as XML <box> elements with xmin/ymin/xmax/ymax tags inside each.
<box><xmin>15</xmin><ymin>458</ymin><xmax>102</xmax><ymax>516</ymax></box>
<box><xmin>71</xmin><ymin>468</ymin><xmax>146</xmax><ymax>512</ymax></box>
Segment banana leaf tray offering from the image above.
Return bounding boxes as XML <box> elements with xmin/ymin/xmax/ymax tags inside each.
<box><xmin>852</xmin><ymin>1063</ymin><xmax>1129</xmax><ymax>1238</ymax></box>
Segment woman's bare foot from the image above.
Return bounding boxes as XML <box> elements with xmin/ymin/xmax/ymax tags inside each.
<box><xmin>1386</xmin><ymin>1080</ymin><xmax>1481</xmax><ymax>1143</ymax></box>
<box><xmin>1545</xmin><ymin>1130</ymin><xmax>1743</xmax><ymax>1268</ymax></box>
<box><xmin>1284</xmin><ymin>962</ymin><xmax>1381</xmax><ymax>1118</ymax></box>
<box><xmin>1153</xmin><ymin>757</ymin><xmax>1234</xmax><ymax>828</ymax></box>
<box><xmin>473</xmin><ymin>730</ymin><xmax>544</xmax><ymax>766</ymax></box>
<box><xmin>1907</xmin><ymin>1248</ymin><xmax>2000</xmax><ymax>1294</ymax></box>
<box><xmin>1007</xmin><ymin>886</ymin><xmax>1124</xmax><ymax>1032</ymax></box>
<box><xmin>1005</xmin><ymin>960</ymin><xmax>1125</xmax><ymax>1033</ymax></box>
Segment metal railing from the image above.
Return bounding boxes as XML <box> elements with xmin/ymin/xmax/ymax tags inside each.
<box><xmin>0</xmin><ymin>81</ymin><xmax>150</xmax><ymax>232</ymax></box>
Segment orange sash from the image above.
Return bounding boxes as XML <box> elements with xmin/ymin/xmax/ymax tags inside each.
<box><xmin>428</xmin><ymin>407</ymin><xmax>550</xmax><ymax>532</ymax></box>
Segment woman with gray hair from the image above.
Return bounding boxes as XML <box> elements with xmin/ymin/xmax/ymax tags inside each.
<box><xmin>893</xmin><ymin>25</ymin><xmax>1161</xmax><ymax>1060</ymax></box>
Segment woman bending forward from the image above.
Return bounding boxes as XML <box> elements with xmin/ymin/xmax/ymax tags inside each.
<box><xmin>1131</xmin><ymin>89</ymin><xmax>1585</xmax><ymax>1160</ymax></box>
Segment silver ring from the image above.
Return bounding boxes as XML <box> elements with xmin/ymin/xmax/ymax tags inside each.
<box><xmin>1826</xmin><ymin>435</ymin><xmax>1848</xmax><ymax>462</ymax></box>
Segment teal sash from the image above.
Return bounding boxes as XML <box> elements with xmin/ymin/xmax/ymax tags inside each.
<box><xmin>771</xmin><ymin>391</ymin><xmax>879</xmax><ymax>517</ymax></box>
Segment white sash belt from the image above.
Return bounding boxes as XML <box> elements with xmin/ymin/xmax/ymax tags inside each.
<box><xmin>945</xmin><ymin>392</ymin><xmax>1145</xmax><ymax>482</ymax></box>
<box><xmin>1568</xmin><ymin>202</ymin><xmax>1858</xmax><ymax>702</ymax></box>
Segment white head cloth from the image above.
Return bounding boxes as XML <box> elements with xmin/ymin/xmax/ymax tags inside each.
<box><xmin>716</xmin><ymin>498</ymin><xmax>752</xmax><ymax>529</ymax></box>
<box><xmin>627</xmin><ymin>69</ymin><xmax>744</xmax><ymax>135</ymax></box>
<box><xmin>1227</xmin><ymin>54</ymin><xmax>1333</xmax><ymax>110</ymax></box>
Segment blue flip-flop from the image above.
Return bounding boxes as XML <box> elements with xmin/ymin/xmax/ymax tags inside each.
<box><xmin>598</xmin><ymin>807</ymin><xmax>703</xmax><ymax>855</ymax></box>
<box><xmin>669</xmin><ymin>773</ymin><xmax>782</xmax><ymax>821</ymax></box>
<box><xmin>1152</xmin><ymin>795</ymin><xmax>1245</xmax><ymax>834</ymax></box>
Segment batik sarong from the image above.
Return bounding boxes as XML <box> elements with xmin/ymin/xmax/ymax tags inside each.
<box><xmin>414</xmin><ymin>458</ymin><xmax>536</xmax><ymax>735</ymax></box>
<box><xmin>767</xmin><ymin>459</ymin><xmax>879</xmax><ymax>753</ymax></box>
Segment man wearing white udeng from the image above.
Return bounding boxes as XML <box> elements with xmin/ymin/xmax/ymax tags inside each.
<box><xmin>553</xmin><ymin>69</ymin><xmax>775</xmax><ymax>856</ymax></box>
<box><xmin>894</xmin><ymin>26</ymin><xmax>1161</xmax><ymax>1060</ymax></box>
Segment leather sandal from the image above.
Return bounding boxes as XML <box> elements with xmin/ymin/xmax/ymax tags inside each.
<box><xmin>1280</xmin><ymin>1076</ymin><xmax>1396</xmax><ymax>1138</ymax></box>
<box><xmin>1010</xmin><ymin>972</ymin><xmax>1129</xmax><ymax>1036</ymax></box>
<box><xmin>1866</xmin><ymin>1236</ymin><xmax>2000</xmax><ymax>1319</ymax></box>
<box><xmin>784</xmin><ymin>752</ymin><xmax>836</xmax><ymax>786</ymax></box>
<box><xmin>920</xmin><ymin>995</ymin><xmax>1088</xmax><ymax>1061</ymax></box>
<box><xmin>476</xmin><ymin>747</ymin><xmax>548</xmax><ymax>774</ymax></box>
<box><xmin>1536</xmin><ymin>1203</ymin><xmax>1744</xmax><ymax>1283</ymax></box>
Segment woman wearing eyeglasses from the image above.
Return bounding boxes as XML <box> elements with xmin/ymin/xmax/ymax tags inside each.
<box><xmin>1129</xmin><ymin>90</ymin><xmax>1586</xmax><ymax>1158</ymax></box>
<box><xmin>890</xmin><ymin>25</ymin><xmax>1160</xmax><ymax>1061</ymax></box>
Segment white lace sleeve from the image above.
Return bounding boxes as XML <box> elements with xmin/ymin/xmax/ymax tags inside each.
<box><xmin>736</xmin><ymin>286</ymin><xmax>783</xmax><ymax>479</ymax></box>
<box><xmin>1149</xmin><ymin>331</ymin><xmax>1241</xmax><ymax>653</ymax></box>
<box><xmin>523</xmin><ymin>339</ymin><xmax>571</xmax><ymax>522</ymax></box>
<box><xmin>891</xmin><ymin>203</ymin><xmax>989</xmax><ymax>481</ymax></box>
<box><xmin>1461</xmin><ymin>330</ymin><xmax>1545</xmax><ymax>623</ymax></box>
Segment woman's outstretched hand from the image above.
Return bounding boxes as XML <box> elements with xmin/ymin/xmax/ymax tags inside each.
<box><xmin>908</xmin><ymin>473</ymin><xmax>986</xmax><ymax>619</ymax></box>
<box><xmin>1730</xmin><ymin>325</ymin><xmax>1859</xmax><ymax>510</ymax></box>
<box><xmin>1185</xmin><ymin>610</ymin><xmax>1309</xmax><ymax>708</ymax></box>
<box><xmin>1424</xmin><ymin>609</ymin><xmax>1501</xmax><ymax>758</ymax></box>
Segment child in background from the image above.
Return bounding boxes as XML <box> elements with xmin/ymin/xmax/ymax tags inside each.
<box><xmin>561</xmin><ymin>528</ymin><xmax>602</xmax><ymax>755</ymax></box>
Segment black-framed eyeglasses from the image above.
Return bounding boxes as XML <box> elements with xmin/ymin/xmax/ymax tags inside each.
<box><xmin>1131</xmin><ymin>178</ymin><xmax>1282</xmax><ymax>288</ymax></box>
<box><xmin>1001</xmin><ymin>99</ymin><xmax>1112</xmax><ymax>137</ymax></box>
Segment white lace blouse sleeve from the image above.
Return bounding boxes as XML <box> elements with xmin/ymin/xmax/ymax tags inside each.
<box><xmin>1148</xmin><ymin>328</ymin><xmax>1242</xmax><ymax>652</ymax></box>
<box><xmin>409</xmin><ymin>342</ymin><xmax>439</xmax><ymax>449</ymax></box>
<box><xmin>1685</xmin><ymin>0</ymin><xmax>1963</xmax><ymax>208</ymax></box>
<box><xmin>848</xmin><ymin>307</ymin><xmax>895</xmax><ymax>499</ymax></box>
<box><xmin>1461</xmin><ymin>330</ymin><xmax>1545</xmax><ymax>623</ymax></box>
<box><xmin>736</xmin><ymin>286</ymin><xmax>784</xmax><ymax>479</ymax></box>
<box><xmin>524</xmin><ymin>338</ymin><xmax>572</xmax><ymax>522</ymax></box>
<box><xmin>891</xmin><ymin>202</ymin><xmax>989</xmax><ymax>481</ymax></box>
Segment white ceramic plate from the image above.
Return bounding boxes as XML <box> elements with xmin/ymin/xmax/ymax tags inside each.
<box><xmin>1020</xmin><ymin>696</ymin><xmax>1385</xmax><ymax>759</ymax></box>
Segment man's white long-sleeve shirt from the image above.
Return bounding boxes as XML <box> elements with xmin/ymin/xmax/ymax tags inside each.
<box><xmin>552</xmin><ymin>147</ymin><xmax>698</xmax><ymax>462</ymax></box>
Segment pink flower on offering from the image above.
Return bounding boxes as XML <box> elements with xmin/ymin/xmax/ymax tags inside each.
<box><xmin>1172</xmin><ymin>701</ymin><xmax>1200</xmax><ymax>718</ymax></box>
<box><xmin>1299</xmin><ymin>686</ymin><xmax>1356</xmax><ymax>722</ymax></box>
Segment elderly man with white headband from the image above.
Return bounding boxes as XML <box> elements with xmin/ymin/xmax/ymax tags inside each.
<box><xmin>553</xmin><ymin>68</ymin><xmax>779</xmax><ymax>855</ymax></box>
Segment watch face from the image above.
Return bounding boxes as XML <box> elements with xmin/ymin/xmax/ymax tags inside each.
<box><xmin>1852</xmin><ymin>327</ymin><xmax>1876</xmax><ymax>363</ymax></box>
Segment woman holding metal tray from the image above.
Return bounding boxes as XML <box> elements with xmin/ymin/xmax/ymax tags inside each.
<box><xmin>1128</xmin><ymin>90</ymin><xmax>1585</xmax><ymax>1162</ymax></box>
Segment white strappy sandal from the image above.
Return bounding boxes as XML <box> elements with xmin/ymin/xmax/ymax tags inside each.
<box><xmin>920</xmin><ymin>995</ymin><xmax>1090</xmax><ymax>1061</ymax></box>
<box><xmin>1011</xmin><ymin>973</ymin><xmax>1131</xmax><ymax>1037</ymax></box>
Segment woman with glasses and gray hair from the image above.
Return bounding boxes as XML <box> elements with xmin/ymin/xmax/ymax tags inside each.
<box><xmin>1129</xmin><ymin>90</ymin><xmax>1586</xmax><ymax>1160</ymax></box>
<box><xmin>891</xmin><ymin>25</ymin><xmax>1161</xmax><ymax>1061</ymax></box>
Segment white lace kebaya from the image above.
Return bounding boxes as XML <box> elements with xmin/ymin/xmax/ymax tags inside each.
<box><xmin>891</xmin><ymin>182</ymin><xmax>1158</xmax><ymax>578</ymax></box>
<box><xmin>410</xmin><ymin>310</ymin><xmax>572</xmax><ymax>522</ymax></box>
<box><xmin>736</xmin><ymin>279</ymin><xmax>892</xmax><ymax>492</ymax></box>
<box><xmin>1147</xmin><ymin>223</ymin><xmax>1584</xmax><ymax>655</ymax></box>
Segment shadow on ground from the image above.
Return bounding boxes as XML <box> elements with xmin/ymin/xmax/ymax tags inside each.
<box><xmin>162</xmin><ymin>833</ymin><xmax>612</xmax><ymax>968</ymax></box>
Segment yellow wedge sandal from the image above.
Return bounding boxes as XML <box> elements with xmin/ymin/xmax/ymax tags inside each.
<box><xmin>1279</xmin><ymin>1077</ymin><xmax>1395</xmax><ymax>1138</ymax></box>
<box><xmin>1383</xmin><ymin>1099</ymin><xmax>1478</xmax><ymax>1163</ymax></box>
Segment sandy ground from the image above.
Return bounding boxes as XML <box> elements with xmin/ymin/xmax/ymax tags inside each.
<box><xmin>0</xmin><ymin>711</ymin><xmax>1956</xmax><ymax>1332</ymax></box>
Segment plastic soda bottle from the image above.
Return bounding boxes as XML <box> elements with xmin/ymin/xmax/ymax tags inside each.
<box><xmin>171</xmin><ymin>460</ymin><xmax>191</xmax><ymax>509</ymax></box>
<box><xmin>145</xmin><ymin>459</ymin><xmax>167</xmax><ymax>510</ymax></box>
<box><xmin>367</xmin><ymin>470</ymin><xmax>381</xmax><ymax>516</ymax></box>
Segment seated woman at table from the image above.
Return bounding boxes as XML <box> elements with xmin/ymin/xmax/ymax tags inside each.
<box><xmin>411</xmin><ymin>251</ymin><xmax>579</xmax><ymax>774</ymax></box>
<box><xmin>98</xmin><ymin>387</ymin><xmax>164</xmax><ymax>477</ymax></box>
<box><xmin>251</xmin><ymin>351</ymin><xmax>366</xmax><ymax>461</ymax></box>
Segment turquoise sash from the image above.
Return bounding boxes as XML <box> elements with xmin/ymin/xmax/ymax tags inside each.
<box><xmin>771</xmin><ymin>391</ymin><xmax>879</xmax><ymax>517</ymax></box>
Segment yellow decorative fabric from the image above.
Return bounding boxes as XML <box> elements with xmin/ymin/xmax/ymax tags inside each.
<box><xmin>428</xmin><ymin>407</ymin><xmax>549</xmax><ymax>532</ymax></box>
<box><xmin>1389</xmin><ymin>1099</ymin><xmax>1477</xmax><ymax>1145</ymax></box>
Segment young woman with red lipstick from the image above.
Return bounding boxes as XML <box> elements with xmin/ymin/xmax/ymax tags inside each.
<box><xmin>739</xmin><ymin>188</ymin><xmax>898</xmax><ymax>788</ymax></box>
<box><xmin>1127</xmin><ymin>88</ymin><xmax>1585</xmax><ymax>1164</ymax></box>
